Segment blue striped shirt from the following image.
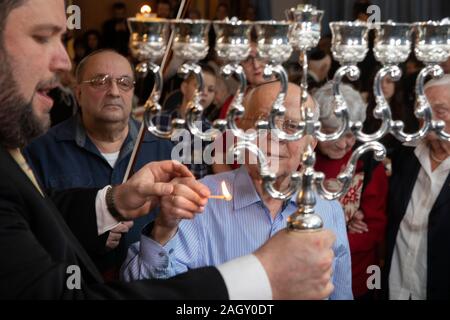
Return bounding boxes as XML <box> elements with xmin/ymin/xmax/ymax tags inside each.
<box><xmin>121</xmin><ymin>166</ymin><xmax>353</xmax><ymax>299</ymax></box>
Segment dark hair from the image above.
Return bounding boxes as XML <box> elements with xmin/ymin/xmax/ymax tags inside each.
<box><xmin>364</xmin><ymin>65</ymin><xmax>416</xmax><ymax>140</ymax></box>
<box><xmin>157</xmin><ymin>0</ymin><xmax>171</xmax><ymax>6</ymax></box>
<box><xmin>352</xmin><ymin>0</ymin><xmax>371</xmax><ymax>20</ymax></box>
<box><xmin>0</xmin><ymin>0</ymin><xmax>27</xmax><ymax>47</ymax></box>
<box><xmin>217</xmin><ymin>3</ymin><xmax>229</xmax><ymax>10</ymax></box>
<box><xmin>184</xmin><ymin>64</ymin><xmax>217</xmax><ymax>83</ymax></box>
<box><xmin>75</xmin><ymin>49</ymin><xmax>132</xmax><ymax>83</ymax></box>
<box><xmin>112</xmin><ymin>2</ymin><xmax>126</xmax><ymax>10</ymax></box>
<box><xmin>308</xmin><ymin>48</ymin><xmax>327</xmax><ymax>61</ymax></box>
<box><xmin>200</xmin><ymin>64</ymin><xmax>216</xmax><ymax>77</ymax></box>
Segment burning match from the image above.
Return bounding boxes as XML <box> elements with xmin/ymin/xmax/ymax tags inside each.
<box><xmin>208</xmin><ymin>181</ymin><xmax>232</xmax><ymax>201</ymax></box>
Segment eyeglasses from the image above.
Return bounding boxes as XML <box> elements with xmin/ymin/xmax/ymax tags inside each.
<box><xmin>81</xmin><ymin>74</ymin><xmax>135</xmax><ymax>92</ymax></box>
<box><xmin>242</xmin><ymin>55</ymin><xmax>263</xmax><ymax>65</ymax></box>
<box><xmin>240</xmin><ymin>114</ymin><xmax>301</xmax><ymax>134</ymax></box>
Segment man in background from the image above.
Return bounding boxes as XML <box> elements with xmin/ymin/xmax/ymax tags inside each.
<box><xmin>102</xmin><ymin>2</ymin><xmax>129</xmax><ymax>56</ymax></box>
<box><xmin>25</xmin><ymin>49</ymin><xmax>174</xmax><ymax>280</ymax></box>
<box><xmin>0</xmin><ymin>0</ymin><xmax>337</xmax><ymax>300</ymax></box>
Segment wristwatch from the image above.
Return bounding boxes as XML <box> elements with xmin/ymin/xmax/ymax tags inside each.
<box><xmin>105</xmin><ymin>186</ymin><xmax>130</xmax><ymax>221</ymax></box>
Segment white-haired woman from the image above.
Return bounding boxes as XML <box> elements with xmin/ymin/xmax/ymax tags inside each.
<box><xmin>313</xmin><ymin>82</ymin><xmax>388</xmax><ymax>300</ymax></box>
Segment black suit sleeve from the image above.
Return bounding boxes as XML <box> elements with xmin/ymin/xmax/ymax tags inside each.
<box><xmin>49</xmin><ymin>188</ymin><xmax>108</xmax><ymax>255</ymax></box>
<box><xmin>0</xmin><ymin>187</ymin><xmax>228</xmax><ymax>299</ymax></box>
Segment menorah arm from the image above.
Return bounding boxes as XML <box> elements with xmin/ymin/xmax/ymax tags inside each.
<box><xmin>143</xmin><ymin>62</ymin><xmax>184</xmax><ymax>139</ymax></box>
<box><xmin>315</xmin><ymin>65</ymin><xmax>355</xmax><ymax>142</ymax></box>
<box><xmin>262</xmin><ymin>172</ymin><xmax>301</xmax><ymax>201</ymax></box>
<box><xmin>315</xmin><ymin>142</ymin><xmax>386</xmax><ymax>200</ymax></box>
<box><xmin>390</xmin><ymin>64</ymin><xmax>443</xmax><ymax>143</ymax></box>
<box><xmin>266</xmin><ymin>64</ymin><xmax>312</xmax><ymax>142</ymax></box>
<box><xmin>123</xmin><ymin>0</ymin><xmax>191</xmax><ymax>181</ymax></box>
<box><xmin>224</xmin><ymin>64</ymin><xmax>259</xmax><ymax>142</ymax></box>
<box><xmin>182</xmin><ymin>63</ymin><xmax>226</xmax><ymax>141</ymax></box>
<box><xmin>433</xmin><ymin>120</ymin><xmax>450</xmax><ymax>141</ymax></box>
<box><xmin>429</xmin><ymin>66</ymin><xmax>450</xmax><ymax>141</ymax></box>
<box><xmin>232</xmin><ymin>141</ymin><xmax>300</xmax><ymax>200</ymax></box>
<box><xmin>354</xmin><ymin>65</ymin><xmax>400</xmax><ymax>143</ymax></box>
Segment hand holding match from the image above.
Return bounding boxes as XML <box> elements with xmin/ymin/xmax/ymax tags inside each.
<box><xmin>208</xmin><ymin>181</ymin><xmax>232</xmax><ymax>201</ymax></box>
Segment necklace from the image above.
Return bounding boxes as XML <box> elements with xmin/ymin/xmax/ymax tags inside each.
<box><xmin>430</xmin><ymin>151</ymin><xmax>447</xmax><ymax>163</ymax></box>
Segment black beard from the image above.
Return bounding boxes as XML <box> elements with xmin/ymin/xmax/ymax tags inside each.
<box><xmin>0</xmin><ymin>49</ymin><xmax>49</xmax><ymax>149</ymax></box>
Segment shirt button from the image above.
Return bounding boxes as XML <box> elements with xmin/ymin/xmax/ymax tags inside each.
<box><xmin>159</xmin><ymin>252</ymin><xmax>165</xmax><ymax>257</ymax></box>
<box><xmin>169</xmin><ymin>249</ymin><xmax>174</xmax><ymax>255</ymax></box>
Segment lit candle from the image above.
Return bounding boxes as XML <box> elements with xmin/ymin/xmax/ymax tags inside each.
<box><xmin>136</xmin><ymin>4</ymin><xmax>157</xmax><ymax>21</ymax></box>
<box><xmin>209</xmin><ymin>181</ymin><xmax>233</xmax><ymax>201</ymax></box>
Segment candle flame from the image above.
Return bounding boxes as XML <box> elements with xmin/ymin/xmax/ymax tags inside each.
<box><xmin>140</xmin><ymin>5</ymin><xmax>152</xmax><ymax>15</ymax></box>
<box><xmin>221</xmin><ymin>181</ymin><xmax>232</xmax><ymax>201</ymax></box>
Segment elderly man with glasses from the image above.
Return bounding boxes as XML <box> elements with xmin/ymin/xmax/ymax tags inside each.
<box><xmin>24</xmin><ymin>49</ymin><xmax>173</xmax><ymax>281</ymax></box>
<box><xmin>121</xmin><ymin>81</ymin><xmax>353</xmax><ymax>300</ymax></box>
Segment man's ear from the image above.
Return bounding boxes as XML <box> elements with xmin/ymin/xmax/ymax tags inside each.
<box><xmin>75</xmin><ymin>85</ymin><xmax>82</xmax><ymax>102</ymax></box>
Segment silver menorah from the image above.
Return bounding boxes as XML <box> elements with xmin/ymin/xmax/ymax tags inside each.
<box><xmin>128</xmin><ymin>6</ymin><xmax>450</xmax><ymax>232</ymax></box>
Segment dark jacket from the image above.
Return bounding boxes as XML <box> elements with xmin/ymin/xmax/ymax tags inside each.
<box><xmin>383</xmin><ymin>145</ymin><xmax>450</xmax><ymax>299</ymax></box>
<box><xmin>24</xmin><ymin>116</ymin><xmax>174</xmax><ymax>278</ymax></box>
<box><xmin>0</xmin><ymin>145</ymin><xmax>227</xmax><ymax>299</ymax></box>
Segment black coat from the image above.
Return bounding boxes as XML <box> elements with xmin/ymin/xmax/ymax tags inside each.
<box><xmin>0</xmin><ymin>146</ymin><xmax>227</xmax><ymax>299</ymax></box>
<box><xmin>383</xmin><ymin>145</ymin><xmax>450</xmax><ymax>299</ymax></box>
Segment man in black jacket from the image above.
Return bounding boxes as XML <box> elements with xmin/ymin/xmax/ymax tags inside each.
<box><xmin>0</xmin><ymin>0</ymin><xmax>337</xmax><ymax>300</ymax></box>
<box><xmin>384</xmin><ymin>75</ymin><xmax>450</xmax><ymax>300</ymax></box>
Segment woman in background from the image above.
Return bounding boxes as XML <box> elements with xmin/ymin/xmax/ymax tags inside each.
<box><xmin>314</xmin><ymin>82</ymin><xmax>388</xmax><ymax>300</ymax></box>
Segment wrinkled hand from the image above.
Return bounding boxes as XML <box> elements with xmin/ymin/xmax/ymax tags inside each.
<box><xmin>255</xmin><ymin>229</ymin><xmax>336</xmax><ymax>300</ymax></box>
<box><xmin>113</xmin><ymin>161</ymin><xmax>194</xmax><ymax>220</ymax></box>
<box><xmin>347</xmin><ymin>210</ymin><xmax>369</xmax><ymax>234</ymax></box>
<box><xmin>105</xmin><ymin>221</ymin><xmax>134</xmax><ymax>251</ymax></box>
<box><xmin>152</xmin><ymin>177</ymin><xmax>210</xmax><ymax>245</ymax></box>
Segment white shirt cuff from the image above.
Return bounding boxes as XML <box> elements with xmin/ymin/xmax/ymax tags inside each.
<box><xmin>95</xmin><ymin>186</ymin><xmax>121</xmax><ymax>235</ymax></box>
<box><xmin>217</xmin><ymin>254</ymin><xmax>272</xmax><ymax>300</ymax></box>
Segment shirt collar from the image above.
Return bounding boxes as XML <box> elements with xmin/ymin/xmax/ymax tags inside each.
<box><xmin>415</xmin><ymin>139</ymin><xmax>450</xmax><ymax>174</ymax></box>
<box><xmin>53</xmin><ymin>114</ymin><xmax>159</xmax><ymax>163</ymax></box>
<box><xmin>308</xmin><ymin>70</ymin><xmax>320</xmax><ymax>83</ymax></box>
<box><xmin>54</xmin><ymin>113</ymin><xmax>156</xmax><ymax>144</ymax></box>
<box><xmin>232</xmin><ymin>166</ymin><xmax>261</xmax><ymax>211</ymax></box>
<box><xmin>75</xmin><ymin>113</ymin><xmax>87</xmax><ymax>147</ymax></box>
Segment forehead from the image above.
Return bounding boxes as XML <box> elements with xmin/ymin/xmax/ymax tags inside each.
<box><xmin>426</xmin><ymin>85</ymin><xmax>450</xmax><ymax>101</ymax></box>
<box><xmin>187</xmin><ymin>72</ymin><xmax>216</xmax><ymax>84</ymax></box>
<box><xmin>83</xmin><ymin>52</ymin><xmax>133</xmax><ymax>78</ymax></box>
<box><xmin>8</xmin><ymin>0</ymin><xmax>67</xmax><ymax>31</ymax></box>
<box><xmin>203</xmin><ymin>72</ymin><xmax>216</xmax><ymax>85</ymax></box>
<box><xmin>248</xmin><ymin>87</ymin><xmax>310</xmax><ymax>120</ymax></box>
<box><xmin>383</xmin><ymin>77</ymin><xmax>394</xmax><ymax>84</ymax></box>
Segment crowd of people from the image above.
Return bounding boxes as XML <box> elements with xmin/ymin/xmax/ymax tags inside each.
<box><xmin>1</xmin><ymin>0</ymin><xmax>450</xmax><ymax>301</ymax></box>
